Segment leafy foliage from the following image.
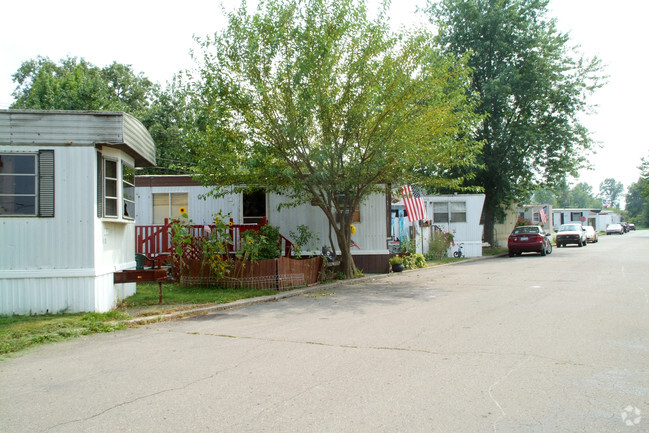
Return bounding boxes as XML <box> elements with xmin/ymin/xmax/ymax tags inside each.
<box><xmin>598</xmin><ymin>178</ymin><xmax>624</xmax><ymax>208</ymax></box>
<box><xmin>427</xmin><ymin>229</ymin><xmax>454</xmax><ymax>260</ymax></box>
<box><xmin>427</xmin><ymin>0</ymin><xmax>605</xmax><ymax>243</ymax></box>
<box><xmin>289</xmin><ymin>224</ymin><xmax>320</xmax><ymax>257</ymax></box>
<box><xmin>236</xmin><ymin>225</ymin><xmax>282</xmax><ymax>262</ymax></box>
<box><xmin>10</xmin><ymin>56</ymin><xmax>154</xmax><ymax>116</ymax></box>
<box><xmin>185</xmin><ymin>0</ymin><xmax>482</xmax><ymax>277</ymax></box>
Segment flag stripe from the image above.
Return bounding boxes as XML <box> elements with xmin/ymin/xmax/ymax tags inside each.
<box><xmin>401</xmin><ymin>185</ymin><xmax>428</xmax><ymax>222</ymax></box>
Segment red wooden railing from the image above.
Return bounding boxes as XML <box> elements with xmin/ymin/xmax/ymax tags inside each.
<box><xmin>136</xmin><ymin>217</ymin><xmax>293</xmax><ymax>258</ymax></box>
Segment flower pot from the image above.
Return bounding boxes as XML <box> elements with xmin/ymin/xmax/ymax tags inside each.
<box><xmin>391</xmin><ymin>263</ymin><xmax>404</xmax><ymax>272</ymax></box>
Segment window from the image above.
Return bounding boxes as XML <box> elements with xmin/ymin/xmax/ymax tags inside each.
<box><xmin>334</xmin><ymin>192</ymin><xmax>360</xmax><ymax>223</ymax></box>
<box><xmin>450</xmin><ymin>201</ymin><xmax>466</xmax><ymax>222</ymax></box>
<box><xmin>122</xmin><ymin>163</ymin><xmax>135</xmax><ymax>219</ymax></box>
<box><xmin>104</xmin><ymin>159</ymin><xmax>118</xmax><ymax>217</ymax></box>
<box><xmin>0</xmin><ymin>151</ymin><xmax>54</xmax><ymax>217</ymax></box>
<box><xmin>433</xmin><ymin>201</ymin><xmax>467</xmax><ymax>223</ymax></box>
<box><xmin>153</xmin><ymin>192</ymin><xmax>188</xmax><ymax>224</ymax></box>
<box><xmin>97</xmin><ymin>154</ymin><xmax>135</xmax><ymax>220</ymax></box>
<box><xmin>571</xmin><ymin>211</ymin><xmax>582</xmax><ymax>221</ymax></box>
<box><xmin>433</xmin><ymin>202</ymin><xmax>449</xmax><ymax>223</ymax></box>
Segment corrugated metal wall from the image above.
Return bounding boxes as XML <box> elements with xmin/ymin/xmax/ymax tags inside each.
<box><xmin>1</xmin><ymin>146</ymin><xmax>96</xmax><ymax>270</ymax></box>
<box><xmin>1</xmin><ymin>142</ymin><xmax>143</xmax><ymax>314</ymax></box>
<box><xmin>268</xmin><ymin>191</ymin><xmax>388</xmax><ymax>255</ymax></box>
<box><xmin>135</xmin><ymin>185</ymin><xmax>241</xmax><ymax>225</ymax></box>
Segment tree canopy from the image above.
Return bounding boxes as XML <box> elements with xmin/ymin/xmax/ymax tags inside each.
<box><xmin>10</xmin><ymin>56</ymin><xmax>155</xmax><ymax>117</ymax></box>
<box><xmin>598</xmin><ymin>178</ymin><xmax>624</xmax><ymax>208</ymax></box>
<box><xmin>185</xmin><ymin>0</ymin><xmax>482</xmax><ymax>276</ymax></box>
<box><xmin>427</xmin><ymin>0</ymin><xmax>605</xmax><ymax>243</ymax></box>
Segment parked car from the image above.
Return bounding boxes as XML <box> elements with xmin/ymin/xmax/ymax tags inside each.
<box><xmin>583</xmin><ymin>225</ymin><xmax>598</xmax><ymax>243</ymax></box>
<box><xmin>606</xmin><ymin>223</ymin><xmax>624</xmax><ymax>235</ymax></box>
<box><xmin>508</xmin><ymin>225</ymin><xmax>553</xmax><ymax>256</ymax></box>
<box><xmin>556</xmin><ymin>223</ymin><xmax>587</xmax><ymax>247</ymax></box>
<box><xmin>629</xmin><ymin>223</ymin><xmax>636</xmax><ymax>231</ymax></box>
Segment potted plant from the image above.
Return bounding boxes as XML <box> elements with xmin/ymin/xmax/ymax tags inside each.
<box><xmin>389</xmin><ymin>255</ymin><xmax>404</xmax><ymax>272</ymax></box>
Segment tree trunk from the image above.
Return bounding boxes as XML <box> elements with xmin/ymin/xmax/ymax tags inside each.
<box><xmin>336</xmin><ymin>230</ymin><xmax>358</xmax><ymax>279</ymax></box>
<box><xmin>482</xmin><ymin>205</ymin><xmax>496</xmax><ymax>247</ymax></box>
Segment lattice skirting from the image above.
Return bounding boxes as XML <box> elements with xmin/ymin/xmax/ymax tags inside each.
<box><xmin>180</xmin><ymin>273</ymin><xmax>305</xmax><ymax>290</ymax></box>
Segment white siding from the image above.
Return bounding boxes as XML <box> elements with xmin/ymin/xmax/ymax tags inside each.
<box><xmin>269</xmin><ymin>191</ymin><xmax>388</xmax><ymax>255</ymax></box>
<box><xmin>0</xmin><ymin>146</ymin><xmax>96</xmax><ymax>270</ymax></box>
<box><xmin>1</xmin><ymin>140</ymin><xmax>145</xmax><ymax>314</ymax></box>
<box><xmin>135</xmin><ymin>185</ymin><xmax>241</xmax><ymax>225</ymax></box>
<box><xmin>393</xmin><ymin>194</ymin><xmax>485</xmax><ymax>257</ymax></box>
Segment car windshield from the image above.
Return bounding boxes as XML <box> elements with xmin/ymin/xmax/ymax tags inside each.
<box><xmin>559</xmin><ymin>224</ymin><xmax>581</xmax><ymax>232</ymax></box>
<box><xmin>513</xmin><ymin>226</ymin><xmax>540</xmax><ymax>234</ymax></box>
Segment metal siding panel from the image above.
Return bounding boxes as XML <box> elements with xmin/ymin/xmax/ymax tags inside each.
<box><xmin>0</xmin><ymin>110</ymin><xmax>156</xmax><ymax>167</ymax></box>
<box><xmin>134</xmin><ymin>185</ymin><xmax>240</xmax><ymax>225</ymax></box>
<box><xmin>122</xmin><ymin>113</ymin><xmax>156</xmax><ymax>166</ymax></box>
<box><xmin>268</xmin><ymin>190</ymin><xmax>388</xmax><ymax>255</ymax></box>
<box><xmin>0</xmin><ymin>276</ymin><xmax>99</xmax><ymax>315</ymax></box>
<box><xmin>0</xmin><ymin>147</ymin><xmax>95</xmax><ymax>271</ymax></box>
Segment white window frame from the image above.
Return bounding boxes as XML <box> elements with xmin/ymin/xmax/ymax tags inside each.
<box><xmin>122</xmin><ymin>162</ymin><xmax>135</xmax><ymax>220</ymax></box>
<box><xmin>103</xmin><ymin>158</ymin><xmax>119</xmax><ymax>218</ymax></box>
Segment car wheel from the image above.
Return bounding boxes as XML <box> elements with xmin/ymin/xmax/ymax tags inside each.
<box><xmin>547</xmin><ymin>243</ymin><xmax>552</xmax><ymax>254</ymax></box>
<box><xmin>508</xmin><ymin>251</ymin><xmax>514</xmax><ymax>257</ymax></box>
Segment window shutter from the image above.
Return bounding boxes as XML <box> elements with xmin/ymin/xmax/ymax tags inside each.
<box><xmin>97</xmin><ymin>152</ymin><xmax>103</xmax><ymax>217</ymax></box>
<box><xmin>38</xmin><ymin>150</ymin><xmax>55</xmax><ymax>217</ymax></box>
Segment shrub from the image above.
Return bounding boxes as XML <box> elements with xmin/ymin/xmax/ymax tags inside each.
<box><xmin>403</xmin><ymin>253</ymin><xmax>426</xmax><ymax>270</ymax></box>
<box><xmin>427</xmin><ymin>230</ymin><xmax>453</xmax><ymax>260</ymax></box>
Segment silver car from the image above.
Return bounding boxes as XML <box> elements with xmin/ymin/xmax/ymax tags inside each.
<box><xmin>584</xmin><ymin>225</ymin><xmax>598</xmax><ymax>243</ymax></box>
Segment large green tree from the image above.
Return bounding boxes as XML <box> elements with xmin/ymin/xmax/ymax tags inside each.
<box><xmin>427</xmin><ymin>0</ymin><xmax>604</xmax><ymax>244</ymax></box>
<box><xmin>10</xmin><ymin>56</ymin><xmax>155</xmax><ymax>117</ymax></box>
<box><xmin>598</xmin><ymin>178</ymin><xmax>624</xmax><ymax>208</ymax></box>
<box><xmin>186</xmin><ymin>0</ymin><xmax>482</xmax><ymax>277</ymax></box>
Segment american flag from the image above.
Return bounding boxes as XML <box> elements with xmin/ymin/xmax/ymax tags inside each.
<box><xmin>401</xmin><ymin>185</ymin><xmax>428</xmax><ymax>222</ymax></box>
<box><xmin>539</xmin><ymin>206</ymin><xmax>547</xmax><ymax>224</ymax></box>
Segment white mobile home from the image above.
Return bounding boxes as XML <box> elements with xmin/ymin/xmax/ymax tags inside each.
<box><xmin>392</xmin><ymin>194</ymin><xmax>485</xmax><ymax>257</ymax></box>
<box><xmin>0</xmin><ymin>110</ymin><xmax>156</xmax><ymax>315</ymax></box>
<box><xmin>135</xmin><ymin>175</ymin><xmax>391</xmax><ymax>272</ymax></box>
<box><xmin>552</xmin><ymin>208</ymin><xmax>621</xmax><ymax>232</ymax></box>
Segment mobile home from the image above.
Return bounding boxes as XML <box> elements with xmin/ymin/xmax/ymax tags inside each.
<box><xmin>0</xmin><ymin>110</ymin><xmax>156</xmax><ymax>315</ymax></box>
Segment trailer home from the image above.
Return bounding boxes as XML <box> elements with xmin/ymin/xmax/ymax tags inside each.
<box><xmin>0</xmin><ymin>110</ymin><xmax>156</xmax><ymax>315</ymax></box>
<box><xmin>135</xmin><ymin>175</ymin><xmax>391</xmax><ymax>273</ymax></box>
<box><xmin>392</xmin><ymin>194</ymin><xmax>485</xmax><ymax>257</ymax></box>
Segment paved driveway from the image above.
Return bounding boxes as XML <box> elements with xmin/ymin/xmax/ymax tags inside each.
<box><xmin>1</xmin><ymin>231</ymin><xmax>648</xmax><ymax>432</ymax></box>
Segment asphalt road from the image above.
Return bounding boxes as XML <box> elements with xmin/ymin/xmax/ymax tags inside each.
<box><xmin>1</xmin><ymin>231</ymin><xmax>648</xmax><ymax>433</ymax></box>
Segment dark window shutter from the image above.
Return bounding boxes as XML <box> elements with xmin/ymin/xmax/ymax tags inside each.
<box><xmin>97</xmin><ymin>152</ymin><xmax>103</xmax><ymax>218</ymax></box>
<box><xmin>38</xmin><ymin>150</ymin><xmax>55</xmax><ymax>217</ymax></box>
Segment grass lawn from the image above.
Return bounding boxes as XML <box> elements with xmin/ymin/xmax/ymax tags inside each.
<box><xmin>0</xmin><ymin>283</ymin><xmax>277</xmax><ymax>359</ymax></box>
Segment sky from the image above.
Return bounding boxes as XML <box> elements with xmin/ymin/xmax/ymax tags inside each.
<box><xmin>1</xmin><ymin>0</ymin><xmax>647</xmax><ymax>200</ymax></box>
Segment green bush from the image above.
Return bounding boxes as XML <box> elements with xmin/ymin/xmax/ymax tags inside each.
<box><xmin>403</xmin><ymin>253</ymin><xmax>426</xmax><ymax>270</ymax></box>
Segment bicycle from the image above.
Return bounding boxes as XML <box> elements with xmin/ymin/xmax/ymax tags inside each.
<box><xmin>453</xmin><ymin>243</ymin><xmax>464</xmax><ymax>258</ymax></box>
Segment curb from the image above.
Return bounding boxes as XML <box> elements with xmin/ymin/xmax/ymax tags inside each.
<box><xmin>125</xmin><ymin>253</ymin><xmax>506</xmax><ymax>325</ymax></box>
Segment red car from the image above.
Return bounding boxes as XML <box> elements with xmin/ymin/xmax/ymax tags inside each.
<box><xmin>508</xmin><ymin>225</ymin><xmax>553</xmax><ymax>257</ymax></box>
